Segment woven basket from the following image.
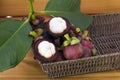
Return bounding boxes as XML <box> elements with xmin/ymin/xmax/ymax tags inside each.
<box><xmin>39</xmin><ymin>13</ymin><xmax>120</xmax><ymax>78</ymax></box>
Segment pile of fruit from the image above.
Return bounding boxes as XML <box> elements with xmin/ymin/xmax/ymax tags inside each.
<box><xmin>29</xmin><ymin>16</ymin><xmax>97</xmax><ymax>63</ymax></box>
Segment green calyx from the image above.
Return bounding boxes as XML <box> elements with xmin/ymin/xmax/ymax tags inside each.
<box><xmin>75</xmin><ymin>27</ymin><xmax>81</xmax><ymax>33</ymax></box>
<box><xmin>92</xmin><ymin>48</ymin><xmax>97</xmax><ymax>56</ymax></box>
<box><xmin>63</xmin><ymin>34</ymin><xmax>80</xmax><ymax>47</ymax></box>
<box><xmin>29</xmin><ymin>31</ymin><xmax>38</xmax><ymax>38</ymax></box>
<box><xmin>64</xmin><ymin>34</ymin><xmax>71</xmax><ymax>41</ymax></box>
<box><xmin>63</xmin><ymin>41</ymin><xmax>70</xmax><ymax>47</ymax></box>
<box><xmin>71</xmin><ymin>37</ymin><xmax>80</xmax><ymax>45</ymax></box>
<box><xmin>31</xmin><ymin>14</ymin><xmax>36</xmax><ymax>20</ymax></box>
<box><xmin>83</xmin><ymin>30</ymin><xmax>89</xmax><ymax>37</ymax></box>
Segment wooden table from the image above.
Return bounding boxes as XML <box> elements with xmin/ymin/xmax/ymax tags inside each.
<box><xmin>0</xmin><ymin>49</ymin><xmax>120</xmax><ymax>80</ymax></box>
<box><xmin>1</xmin><ymin>0</ymin><xmax>120</xmax><ymax>16</ymax></box>
<box><xmin>1</xmin><ymin>0</ymin><xmax>120</xmax><ymax>80</ymax></box>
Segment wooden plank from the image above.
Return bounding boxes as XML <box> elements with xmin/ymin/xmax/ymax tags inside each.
<box><xmin>0</xmin><ymin>0</ymin><xmax>48</xmax><ymax>16</ymax></box>
<box><xmin>81</xmin><ymin>0</ymin><xmax>120</xmax><ymax>14</ymax></box>
<box><xmin>1</xmin><ymin>0</ymin><xmax>120</xmax><ymax>16</ymax></box>
<box><xmin>0</xmin><ymin>49</ymin><xmax>120</xmax><ymax>80</ymax></box>
<box><xmin>1</xmin><ymin>0</ymin><xmax>120</xmax><ymax>79</ymax></box>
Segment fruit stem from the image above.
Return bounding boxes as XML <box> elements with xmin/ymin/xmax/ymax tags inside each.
<box><xmin>92</xmin><ymin>48</ymin><xmax>97</xmax><ymax>56</ymax></box>
<box><xmin>64</xmin><ymin>34</ymin><xmax>71</xmax><ymax>41</ymax></box>
<box><xmin>83</xmin><ymin>30</ymin><xmax>89</xmax><ymax>37</ymax></box>
<box><xmin>31</xmin><ymin>14</ymin><xmax>36</xmax><ymax>20</ymax></box>
<box><xmin>76</xmin><ymin>28</ymin><xmax>81</xmax><ymax>33</ymax></box>
<box><xmin>29</xmin><ymin>31</ymin><xmax>38</xmax><ymax>38</ymax></box>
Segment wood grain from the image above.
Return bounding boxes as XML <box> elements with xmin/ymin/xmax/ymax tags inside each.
<box><xmin>0</xmin><ymin>0</ymin><xmax>48</xmax><ymax>16</ymax></box>
<box><xmin>1</xmin><ymin>0</ymin><xmax>120</xmax><ymax>80</ymax></box>
<box><xmin>1</xmin><ymin>0</ymin><xmax>120</xmax><ymax>16</ymax></box>
<box><xmin>1</xmin><ymin>49</ymin><xmax>120</xmax><ymax>80</ymax></box>
<box><xmin>81</xmin><ymin>0</ymin><xmax>120</xmax><ymax>14</ymax></box>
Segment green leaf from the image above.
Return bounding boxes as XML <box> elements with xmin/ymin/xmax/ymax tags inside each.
<box><xmin>45</xmin><ymin>0</ymin><xmax>80</xmax><ymax>12</ymax></box>
<box><xmin>45</xmin><ymin>0</ymin><xmax>93</xmax><ymax>31</ymax></box>
<box><xmin>0</xmin><ymin>19</ymin><xmax>32</xmax><ymax>71</ymax></box>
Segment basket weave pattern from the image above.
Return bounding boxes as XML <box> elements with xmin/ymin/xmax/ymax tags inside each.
<box><xmin>40</xmin><ymin>13</ymin><xmax>120</xmax><ymax>78</ymax></box>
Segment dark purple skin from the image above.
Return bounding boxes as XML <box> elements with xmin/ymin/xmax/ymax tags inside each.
<box><xmin>82</xmin><ymin>46</ymin><xmax>92</xmax><ymax>57</ymax></box>
<box><xmin>76</xmin><ymin>31</ymin><xmax>82</xmax><ymax>38</ymax></box>
<box><xmin>32</xmin><ymin>39</ymin><xmax>58</xmax><ymax>63</ymax></box>
<box><xmin>55</xmin><ymin>51</ymin><xmax>66</xmax><ymax>62</ymax></box>
<box><xmin>29</xmin><ymin>16</ymin><xmax>45</xmax><ymax>30</ymax></box>
<box><xmin>81</xmin><ymin>39</ymin><xmax>93</xmax><ymax>49</ymax></box>
<box><xmin>54</xmin><ymin>36</ymin><xmax>66</xmax><ymax>47</ymax></box>
<box><xmin>43</xmin><ymin>29</ymin><xmax>54</xmax><ymax>42</ymax></box>
<box><xmin>54</xmin><ymin>37</ymin><xmax>61</xmax><ymax>47</ymax></box>
<box><xmin>46</xmin><ymin>17</ymin><xmax>71</xmax><ymax>37</ymax></box>
<box><xmin>70</xmin><ymin>25</ymin><xmax>76</xmax><ymax>31</ymax></box>
<box><xmin>63</xmin><ymin>44</ymin><xmax>83</xmax><ymax>60</ymax></box>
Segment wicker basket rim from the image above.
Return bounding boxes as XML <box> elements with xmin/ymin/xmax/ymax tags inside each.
<box><xmin>41</xmin><ymin>52</ymin><xmax>120</xmax><ymax>65</ymax></box>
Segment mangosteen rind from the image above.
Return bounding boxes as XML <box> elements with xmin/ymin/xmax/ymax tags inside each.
<box><xmin>32</xmin><ymin>39</ymin><xmax>58</xmax><ymax>63</ymax></box>
<box><xmin>63</xmin><ymin>44</ymin><xmax>83</xmax><ymax>60</ymax></box>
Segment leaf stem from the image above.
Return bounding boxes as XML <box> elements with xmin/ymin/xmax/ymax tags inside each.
<box><xmin>35</xmin><ymin>11</ymin><xmax>44</xmax><ymax>14</ymax></box>
<box><xmin>24</xmin><ymin>0</ymin><xmax>35</xmax><ymax>23</ymax></box>
<box><xmin>23</xmin><ymin>0</ymin><xmax>35</xmax><ymax>23</ymax></box>
<box><xmin>29</xmin><ymin>0</ymin><xmax>34</xmax><ymax>14</ymax></box>
<box><xmin>35</xmin><ymin>10</ymin><xmax>78</xmax><ymax>15</ymax></box>
<box><xmin>35</xmin><ymin>11</ymin><xmax>55</xmax><ymax>17</ymax></box>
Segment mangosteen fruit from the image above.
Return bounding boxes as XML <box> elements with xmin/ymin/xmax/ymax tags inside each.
<box><xmin>63</xmin><ymin>44</ymin><xmax>83</xmax><ymax>60</ymax></box>
<box><xmin>82</xmin><ymin>46</ymin><xmax>92</xmax><ymax>57</ymax></box>
<box><xmin>30</xmin><ymin>15</ymin><xmax>45</xmax><ymax>26</ymax></box>
<box><xmin>46</xmin><ymin>17</ymin><xmax>71</xmax><ymax>37</ymax></box>
<box><xmin>29</xmin><ymin>15</ymin><xmax>45</xmax><ymax>30</ymax></box>
<box><xmin>62</xmin><ymin>34</ymin><xmax>83</xmax><ymax>60</ymax></box>
<box><xmin>33</xmin><ymin>39</ymin><xmax>58</xmax><ymax>63</ymax></box>
<box><xmin>55</xmin><ymin>51</ymin><xmax>66</xmax><ymax>61</ymax></box>
<box><xmin>81</xmin><ymin>39</ymin><xmax>93</xmax><ymax>49</ymax></box>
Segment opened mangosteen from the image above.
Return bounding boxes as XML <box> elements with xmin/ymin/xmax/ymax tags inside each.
<box><xmin>33</xmin><ymin>39</ymin><xmax>58</xmax><ymax>63</ymax></box>
<box><xmin>46</xmin><ymin>17</ymin><xmax>71</xmax><ymax>37</ymax></box>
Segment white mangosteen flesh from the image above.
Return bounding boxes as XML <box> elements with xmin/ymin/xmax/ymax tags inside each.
<box><xmin>49</xmin><ymin>17</ymin><xmax>67</xmax><ymax>33</ymax></box>
<box><xmin>38</xmin><ymin>41</ymin><xmax>56</xmax><ymax>58</ymax></box>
